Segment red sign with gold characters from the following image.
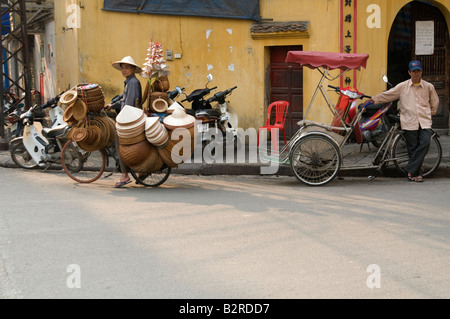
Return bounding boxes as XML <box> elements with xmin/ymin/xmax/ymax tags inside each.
<box><xmin>340</xmin><ymin>0</ymin><xmax>358</xmax><ymax>87</ymax></box>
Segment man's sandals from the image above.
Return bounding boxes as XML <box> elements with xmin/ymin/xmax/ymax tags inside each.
<box><xmin>407</xmin><ymin>172</ymin><xmax>423</xmax><ymax>183</ymax></box>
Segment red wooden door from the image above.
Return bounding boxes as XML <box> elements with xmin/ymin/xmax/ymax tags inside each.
<box><xmin>269</xmin><ymin>46</ymin><xmax>303</xmax><ymax>139</ymax></box>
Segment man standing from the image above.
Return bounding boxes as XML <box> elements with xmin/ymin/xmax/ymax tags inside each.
<box><xmin>107</xmin><ymin>56</ymin><xmax>142</xmax><ymax>188</ymax></box>
<box><xmin>370</xmin><ymin>60</ymin><xmax>439</xmax><ymax>182</ymax></box>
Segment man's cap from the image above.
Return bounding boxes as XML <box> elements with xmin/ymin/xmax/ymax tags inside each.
<box><xmin>409</xmin><ymin>60</ymin><xmax>423</xmax><ymax>72</ymax></box>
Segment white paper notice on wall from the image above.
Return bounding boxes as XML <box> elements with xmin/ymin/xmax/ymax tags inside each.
<box><xmin>415</xmin><ymin>21</ymin><xmax>434</xmax><ymax>56</ymax></box>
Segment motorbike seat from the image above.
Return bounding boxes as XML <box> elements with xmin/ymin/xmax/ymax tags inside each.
<box><xmin>387</xmin><ymin>114</ymin><xmax>400</xmax><ymax>123</ymax></box>
<box><xmin>195</xmin><ymin>109</ymin><xmax>221</xmax><ymax>120</ymax></box>
<box><xmin>185</xmin><ymin>109</ymin><xmax>196</xmax><ymax>116</ymax></box>
<box><xmin>42</xmin><ymin>124</ymin><xmax>68</xmax><ymax>139</ymax></box>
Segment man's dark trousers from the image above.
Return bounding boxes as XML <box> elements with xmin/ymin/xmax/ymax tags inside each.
<box><xmin>403</xmin><ymin>127</ymin><xmax>433</xmax><ymax>176</ymax></box>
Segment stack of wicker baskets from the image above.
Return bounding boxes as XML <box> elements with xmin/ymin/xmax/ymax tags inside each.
<box><xmin>77</xmin><ymin>84</ymin><xmax>105</xmax><ymax>114</ymax></box>
<box><xmin>61</xmin><ymin>84</ymin><xmax>115</xmax><ymax>152</ymax></box>
<box><xmin>142</xmin><ymin>76</ymin><xmax>170</xmax><ymax>114</ymax></box>
<box><xmin>66</xmin><ymin>116</ymin><xmax>115</xmax><ymax>152</ymax></box>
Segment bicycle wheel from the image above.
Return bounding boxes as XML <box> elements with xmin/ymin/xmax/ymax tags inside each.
<box><xmin>129</xmin><ymin>165</ymin><xmax>171</xmax><ymax>187</ymax></box>
<box><xmin>10</xmin><ymin>141</ymin><xmax>38</xmax><ymax>169</ymax></box>
<box><xmin>289</xmin><ymin>133</ymin><xmax>341</xmax><ymax>186</ymax></box>
<box><xmin>61</xmin><ymin>140</ymin><xmax>107</xmax><ymax>183</ymax></box>
<box><xmin>391</xmin><ymin>133</ymin><xmax>442</xmax><ymax>177</ymax></box>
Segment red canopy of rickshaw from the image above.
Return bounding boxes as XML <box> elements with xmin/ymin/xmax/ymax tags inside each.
<box><xmin>285</xmin><ymin>51</ymin><xmax>369</xmax><ymax>70</ymax></box>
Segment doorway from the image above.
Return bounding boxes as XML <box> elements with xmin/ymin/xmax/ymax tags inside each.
<box><xmin>388</xmin><ymin>1</ymin><xmax>449</xmax><ymax>132</ymax></box>
<box><xmin>269</xmin><ymin>45</ymin><xmax>303</xmax><ymax>139</ymax></box>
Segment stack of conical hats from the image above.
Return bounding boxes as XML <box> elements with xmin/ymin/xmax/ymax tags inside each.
<box><xmin>145</xmin><ymin>117</ymin><xmax>169</xmax><ymax>147</ymax></box>
<box><xmin>116</xmin><ymin>105</ymin><xmax>164</xmax><ymax>173</ymax></box>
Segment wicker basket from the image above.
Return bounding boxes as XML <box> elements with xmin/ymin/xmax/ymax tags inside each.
<box><xmin>63</xmin><ymin>104</ymin><xmax>77</xmax><ymax>125</ymax></box>
<box><xmin>119</xmin><ymin>140</ymin><xmax>153</xmax><ymax>167</ymax></box>
<box><xmin>118</xmin><ymin>132</ymin><xmax>147</xmax><ymax>146</ymax></box>
<box><xmin>142</xmin><ymin>77</ymin><xmax>170</xmax><ymax>113</ymax></box>
<box><xmin>151</xmin><ymin>76</ymin><xmax>170</xmax><ymax>92</ymax></box>
<box><xmin>77</xmin><ymin>84</ymin><xmax>105</xmax><ymax>114</ymax></box>
<box><xmin>157</xmin><ymin>140</ymin><xmax>181</xmax><ymax>168</ymax></box>
<box><xmin>130</xmin><ymin>144</ymin><xmax>164</xmax><ymax>173</ymax></box>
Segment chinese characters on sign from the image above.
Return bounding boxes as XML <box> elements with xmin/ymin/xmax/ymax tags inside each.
<box><xmin>415</xmin><ymin>21</ymin><xmax>434</xmax><ymax>55</ymax></box>
<box><xmin>341</xmin><ymin>0</ymin><xmax>357</xmax><ymax>87</ymax></box>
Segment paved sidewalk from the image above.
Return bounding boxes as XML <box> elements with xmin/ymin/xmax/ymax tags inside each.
<box><xmin>1</xmin><ymin>132</ymin><xmax>449</xmax><ymax>178</ymax></box>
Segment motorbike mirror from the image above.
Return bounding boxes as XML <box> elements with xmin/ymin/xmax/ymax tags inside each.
<box><xmin>206</xmin><ymin>73</ymin><xmax>213</xmax><ymax>87</ymax></box>
<box><xmin>382</xmin><ymin>75</ymin><xmax>393</xmax><ymax>88</ymax></box>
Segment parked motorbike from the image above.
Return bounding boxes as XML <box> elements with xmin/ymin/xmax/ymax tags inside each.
<box><xmin>167</xmin><ymin>86</ymin><xmax>185</xmax><ymax>103</ymax></box>
<box><xmin>9</xmin><ymin>92</ymin><xmax>71</xmax><ymax>169</ymax></box>
<box><xmin>204</xmin><ymin>85</ymin><xmax>240</xmax><ymax>148</ymax></box>
<box><xmin>179</xmin><ymin>74</ymin><xmax>240</xmax><ymax>149</ymax></box>
<box><xmin>2</xmin><ymin>90</ymin><xmax>40</xmax><ymax>115</ymax></box>
<box><xmin>328</xmin><ymin>84</ymin><xmax>394</xmax><ymax>147</ymax></box>
<box><xmin>3</xmin><ymin>90</ymin><xmax>43</xmax><ymax>138</ymax></box>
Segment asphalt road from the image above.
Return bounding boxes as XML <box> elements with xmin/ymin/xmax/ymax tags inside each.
<box><xmin>1</xmin><ymin>167</ymin><xmax>449</xmax><ymax>299</ymax></box>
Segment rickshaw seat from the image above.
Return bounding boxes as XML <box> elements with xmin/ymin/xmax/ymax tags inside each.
<box><xmin>258</xmin><ymin>101</ymin><xmax>289</xmax><ymax>147</ymax></box>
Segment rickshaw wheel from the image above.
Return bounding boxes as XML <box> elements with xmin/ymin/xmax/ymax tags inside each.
<box><xmin>289</xmin><ymin>133</ymin><xmax>341</xmax><ymax>186</ymax></box>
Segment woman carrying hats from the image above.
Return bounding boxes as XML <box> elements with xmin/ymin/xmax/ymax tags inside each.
<box><xmin>368</xmin><ymin>60</ymin><xmax>439</xmax><ymax>183</ymax></box>
<box><xmin>107</xmin><ymin>56</ymin><xmax>143</xmax><ymax>188</ymax></box>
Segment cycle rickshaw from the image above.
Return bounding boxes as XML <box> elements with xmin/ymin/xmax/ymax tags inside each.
<box><xmin>259</xmin><ymin>51</ymin><xmax>442</xmax><ymax>186</ymax></box>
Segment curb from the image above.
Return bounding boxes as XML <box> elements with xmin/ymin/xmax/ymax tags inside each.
<box><xmin>2</xmin><ymin>155</ymin><xmax>450</xmax><ymax>178</ymax></box>
<box><xmin>2</xmin><ymin>139</ymin><xmax>450</xmax><ymax>178</ymax></box>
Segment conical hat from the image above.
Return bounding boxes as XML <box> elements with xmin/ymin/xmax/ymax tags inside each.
<box><xmin>145</xmin><ymin>117</ymin><xmax>160</xmax><ymax>132</ymax></box>
<box><xmin>163</xmin><ymin>108</ymin><xmax>195</xmax><ymax>130</ymax></box>
<box><xmin>116</xmin><ymin>105</ymin><xmax>145</xmax><ymax>126</ymax></box>
<box><xmin>112</xmin><ymin>56</ymin><xmax>143</xmax><ymax>74</ymax></box>
<box><xmin>116</xmin><ymin>116</ymin><xmax>146</xmax><ymax>131</ymax></box>
<box><xmin>167</xmin><ymin>102</ymin><xmax>186</xmax><ymax>114</ymax></box>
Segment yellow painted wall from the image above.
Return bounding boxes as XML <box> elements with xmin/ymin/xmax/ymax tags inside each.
<box><xmin>54</xmin><ymin>0</ymin><xmax>450</xmax><ymax>129</ymax></box>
